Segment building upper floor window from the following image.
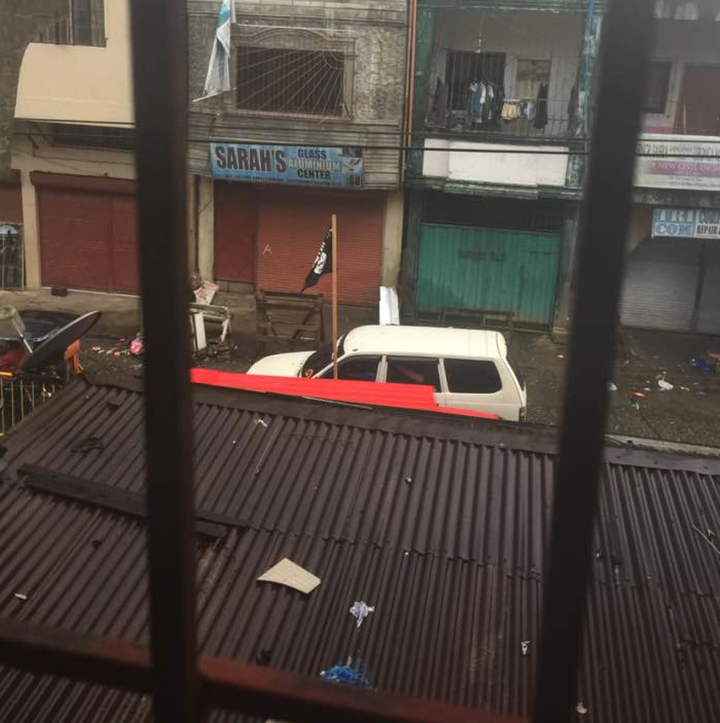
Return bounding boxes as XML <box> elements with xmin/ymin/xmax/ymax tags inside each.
<box><xmin>643</xmin><ymin>61</ymin><xmax>671</xmax><ymax>114</ymax></box>
<box><xmin>36</xmin><ymin>0</ymin><xmax>105</xmax><ymax>47</ymax></box>
<box><xmin>51</xmin><ymin>124</ymin><xmax>134</xmax><ymax>151</ymax></box>
<box><xmin>236</xmin><ymin>47</ymin><xmax>347</xmax><ymax>117</ymax></box>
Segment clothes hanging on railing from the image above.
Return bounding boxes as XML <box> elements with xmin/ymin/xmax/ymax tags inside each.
<box><xmin>483</xmin><ymin>83</ymin><xmax>494</xmax><ymax>122</ymax></box>
<box><xmin>501</xmin><ymin>101</ymin><xmax>520</xmax><ymax>121</ymax></box>
<box><xmin>473</xmin><ymin>81</ymin><xmax>487</xmax><ymax>123</ymax></box>
<box><xmin>534</xmin><ymin>83</ymin><xmax>549</xmax><ymax>129</ymax></box>
<box><xmin>429</xmin><ymin>78</ymin><xmax>447</xmax><ymax>126</ymax></box>
<box><xmin>494</xmin><ymin>84</ymin><xmax>504</xmax><ymax>121</ymax></box>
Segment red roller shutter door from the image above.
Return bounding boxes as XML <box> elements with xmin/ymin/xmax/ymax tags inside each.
<box><xmin>214</xmin><ymin>182</ymin><xmax>256</xmax><ymax>283</ymax></box>
<box><xmin>35</xmin><ymin>174</ymin><xmax>139</xmax><ymax>293</ymax></box>
<box><xmin>255</xmin><ymin>187</ymin><xmax>383</xmax><ymax>305</ymax></box>
<box><xmin>110</xmin><ymin>194</ymin><xmax>140</xmax><ymax>292</ymax></box>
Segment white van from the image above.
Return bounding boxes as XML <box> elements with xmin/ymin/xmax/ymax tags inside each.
<box><xmin>247</xmin><ymin>325</ymin><xmax>527</xmax><ymax>421</ymax></box>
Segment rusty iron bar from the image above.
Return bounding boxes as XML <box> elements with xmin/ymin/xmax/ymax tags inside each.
<box><xmin>127</xmin><ymin>0</ymin><xmax>198</xmax><ymax>721</ymax></box>
<box><xmin>0</xmin><ymin>620</ymin><xmax>523</xmax><ymax>723</ymax></box>
<box><xmin>532</xmin><ymin>1</ymin><xmax>655</xmax><ymax>722</ymax></box>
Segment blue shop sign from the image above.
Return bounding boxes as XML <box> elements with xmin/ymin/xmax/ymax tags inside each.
<box><xmin>652</xmin><ymin>207</ymin><xmax>720</xmax><ymax>239</ymax></box>
<box><xmin>210</xmin><ymin>143</ymin><xmax>363</xmax><ymax>188</ymax></box>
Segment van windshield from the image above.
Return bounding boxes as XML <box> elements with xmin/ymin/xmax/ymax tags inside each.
<box><xmin>301</xmin><ymin>335</ymin><xmax>346</xmax><ymax>377</ymax></box>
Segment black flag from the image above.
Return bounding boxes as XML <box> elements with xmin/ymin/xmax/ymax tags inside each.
<box><xmin>301</xmin><ymin>228</ymin><xmax>333</xmax><ymax>292</ymax></box>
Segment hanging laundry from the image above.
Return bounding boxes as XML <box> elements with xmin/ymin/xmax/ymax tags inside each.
<box><xmin>473</xmin><ymin>81</ymin><xmax>486</xmax><ymax>125</ymax></box>
<box><xmin>493</xmin><ymin>84</ymin><xmax>505</xmax><ymax>124</ymax></box>
<box><xmin>534</xmin><ymin>83</ymin><xmax>549</xmax><ymax>129</ymax></box>
<box><xmin>465</xmin><ymin>82</ymin><xmax>478</xmax><ymax>128</ymax></box>
<box><xmin>429</xmin><ymin>78</ymin><xmax>447</xmax><ymax>126</ymax></box>
<box><xmin>483</xmin><ymin>83</ymin><xmax>495</xmax><ymax>122</ymax></box>
<box><xmin>501</xmin><ymin>101</ymin><xmax>520</xmax><ymax>121</ymax></box>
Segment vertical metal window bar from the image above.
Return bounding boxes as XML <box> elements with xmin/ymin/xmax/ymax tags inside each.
<box><xmin>128</xmin><ymin>0</ymin><xmax>198</xmax><ymax>721</ymax></box>
<box><xmin>532</xmin><ymin>1</ymin><xmax>655</xmax><ymax>722</ymax></box>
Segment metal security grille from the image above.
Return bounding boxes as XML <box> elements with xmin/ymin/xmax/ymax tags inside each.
<box><xmin>0</xmin><ymin>375</ymin><xmax>57</xmax><ymax>437</ymax></box>
<box><xmin>0</xmin><ymin>227</ymin><xmax>23</xmax><ymax>290</ymax></box>
<box><xmin>51</xmin><ymin>124</ymin><xmax>136</xmax><ymax>152</ymax></box>
<box><xmin>445</xmin><ymin>51</ymin><xmax>506</xmax><ymax>111</ymax></box>
<box><xmin>36</xmin><ymin>0</ymin><xmax>105</xmax><ymax>47</ymax></box>
<box><xmin>427</xmin><ymin>48</ymin><xmax>573</xmax><ymax>137</ymax></box>
<box><xmin>237</xmin><ymin>47</ymin><xmax>346</xmax><ymax>116</ymax></box>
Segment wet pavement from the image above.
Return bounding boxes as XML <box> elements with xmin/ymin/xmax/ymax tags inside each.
<box><xmin>80</xmin><ymin>326</ymin><xmax>720</xmax><ymax>449</ymax></box>
<box><xmin>514</xmin><ymin>329</ymin><xmax>720</xmax><ymax>447</ymax></box>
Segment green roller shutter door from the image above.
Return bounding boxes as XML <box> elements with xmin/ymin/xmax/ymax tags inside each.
<box><xmin>416</xmin><ymin>223</ymin><xmax>561</xmax><ymax>327</ymax></box>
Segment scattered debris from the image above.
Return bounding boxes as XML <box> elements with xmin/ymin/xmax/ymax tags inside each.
<box><xmin>632</xmin><ymin>392</ymin><xmax>646</xmax><ymax>398</ymax></box>
<box><xmin>691</xmin><ymin>524</ymin><xmax>720</xmax><ymax>559</ymax></box>
<box><xmin>320</xmin><ymin>657</ymin><xmax>372</xmax><ymax>687</ymax></box>
<box><xmin>257</xmin><ymin>558</ymin><xmax>320</xmax><ymax>594</ymax></box>
<box><xmin>404</xmin><ymin>476</ymin><xmax>412</xmax><ymax>484</ymax></box>
<box><xmin>577</xmin><ymin>701</ymin><xmax>588</xmax><ymax>715</ymax></box>
<box><xmin>680</xmin><ymin>386</ymin><xmax>690</xmax><ymax>392</ymax></box>
<box><xmin>607</xmin><ymin>381</ymin><xmax>617</xmax><ymax>392</ymax></box>
<box><xmin>254</xmin><ymin>418</ymin><xmax>268</xmax><ymax>428</ymax></box>
<box><xmin>13</xmin><ymin>592</ymin><xmax>28</xmax><ymax>601</ymax></box>
<box><xmin>71</xmin><ymin>436</ymin><xmax>104</xmax><ymax>454</ymax></box>
<box><xmin>557</xmin><ymin>354</ymin><xmax>564</xmax><ymax>359</ymax></box>
<box><xmin>350</xmin><ymin>600</ymin><xmax>375</xmax><ymax>628</ymax></box>
<box><xmin>521</xmin><ymin>640</ymin><xmax>531</xmax><ymax>656</ymax></box>
<box><xmin>692</xmin><ymin>354</ymin><xmax>720</xmax><ymax>374</ymax></box>
<box><xmin>91</xmin><ymin>346</ymin><xmax>102</xmax><ymax>352</ymax></box>
<box><xmin>194</xmin><ymin>280</ymin><xmax>219</xmax><ymax>306</ymax></box>
<box><xmin>256</xmin><ymin>648</ymin><xmax>272</xmax><ymax>666</ymax></box>
<box><xmin>130</xmin><ymin>335</ymin><xmax>144</xmax><ymax>356</ymax></box>
<box><xmin>630</xmin><ymin>398</ymin><xmax>641</xmax><ymax>411</ymax></box>
<box><xmin>657</xmin><ymin>373</ymin><xmax>674</xmax><ymax>391</ymax></box>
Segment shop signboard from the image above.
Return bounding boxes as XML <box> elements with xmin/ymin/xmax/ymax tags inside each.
<box><xmin>210</xmin><ymin>143</ymin><xmax>363</xmax><ymax>188</ymax></box>
<box><xmin>635</xmin><ymin>134</ymin><xmax>720</xmax><ymax>191</ymax></box>
<box><xmin>652</xmin><ymin>207</ymin><xmax>720</xmax><ymax>239</ymax></box>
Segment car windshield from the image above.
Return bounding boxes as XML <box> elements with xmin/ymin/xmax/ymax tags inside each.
<box><xmin>301</xmin><ymin>334</ymin><xmax>346</xmax><ymax>377</ymax></box>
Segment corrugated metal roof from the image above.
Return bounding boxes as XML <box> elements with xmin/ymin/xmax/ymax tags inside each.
<box><xmin>1</xmin><ymin>379</ymin><xmax>720</xmax><ymax>722</ymax></box>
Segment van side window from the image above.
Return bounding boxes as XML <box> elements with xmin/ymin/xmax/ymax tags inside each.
<box><xmin>317</xmin><ymin>355</ymin><xmax>380</xmax><ymax>381</ymax></box>
<box><xmin>444</xmin><ymin>359</ymin><xmax>502</xmax><ymax>394</ymax></box>
<box><xmin>386</xmin><ymin>357</ymin><xmax>441</xmax><ymax>391</ymax></box>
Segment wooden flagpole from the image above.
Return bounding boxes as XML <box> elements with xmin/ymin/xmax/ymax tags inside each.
<box><xmin>331</xmin><ymin>214</ymin><xmax>339</xmax><ymax>380</ymax></box>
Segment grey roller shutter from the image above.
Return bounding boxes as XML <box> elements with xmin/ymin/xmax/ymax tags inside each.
<box><xmin>620</xmin><ymin>239</ymin><xmax>702</xmax><ymax>332</ymax></box>
<box><xmin>697</xmin><ymin>244</ymin><xmax>720</xmax><ymax>335</ymax></box>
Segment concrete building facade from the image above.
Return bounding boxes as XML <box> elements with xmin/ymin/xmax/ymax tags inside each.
<box><xmin>1</xmin><ymin>0</ymin><xmax>138</xmax><ymax>293</ymax></box>
<box><xmin>187</xmin><ymin>0</ymin><xmax>408</xmax><ymax>305</ymax></box>
<box><xmin>402</xmin><ymin>0</ymin><xmax>720</xmax><ymax>335</ymax></box>
<box><xmin>3</xmin><ymin>0</ymin><xmax>408</xmax><ymax>309</ymax></box>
